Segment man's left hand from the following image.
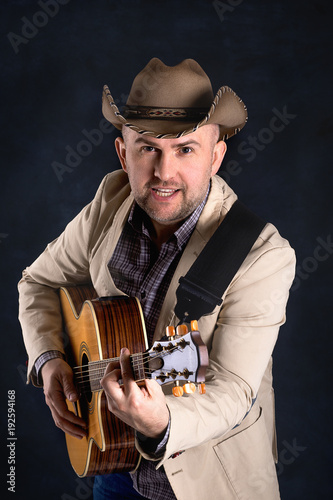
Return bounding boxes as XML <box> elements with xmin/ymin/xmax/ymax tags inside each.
<box><xmin>100</xmin><ymin>347</ymin><xmax>169</xmax><ymax>438</ymax></box>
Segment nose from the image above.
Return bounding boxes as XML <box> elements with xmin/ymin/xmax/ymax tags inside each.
<box><xmin>153</xmin><ymin>151</ymin><xmax>177</xmax><ymax>182</ymax></box>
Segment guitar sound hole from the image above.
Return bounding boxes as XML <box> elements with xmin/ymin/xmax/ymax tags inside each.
<box><xmin>148</xmin><ymin>355</ymin><xmax>164</xmax><ymax>372</ymax></box>
<box><xmin>81</xmin><ymin>353</ymin><xmax>92</xmax><ymax>404</ymax></box>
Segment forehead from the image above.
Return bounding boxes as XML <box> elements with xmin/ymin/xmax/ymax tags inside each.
<box><xmin>123</xmin><ymin>124</ymin><xmax>217</xmax><ymax>147</ymax></box>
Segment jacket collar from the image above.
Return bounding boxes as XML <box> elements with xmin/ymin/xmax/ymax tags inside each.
<box><xmin>153</xmin><ymin>175</ymin><xmax>237</xmax><ymax>340</ymax></box>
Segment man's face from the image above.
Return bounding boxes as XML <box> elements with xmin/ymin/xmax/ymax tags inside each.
<box><xmin>115</xmin><ymin>125</ymin><xmax>226</xmax><ymax>233</ymax></box>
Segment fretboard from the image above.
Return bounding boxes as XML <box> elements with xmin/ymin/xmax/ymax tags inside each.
<box><xmin>85</xmin><ymin>353</ymin><xmax>146</xmax><ymax>393</ymax></box>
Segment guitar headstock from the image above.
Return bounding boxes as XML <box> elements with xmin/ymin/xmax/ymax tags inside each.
<box><xmin>146</xmin><ymin>321</ymin><xmax>208</xmax><ymax>397</ymax></box>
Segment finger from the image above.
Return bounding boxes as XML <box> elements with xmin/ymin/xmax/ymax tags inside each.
<box><xmin>144</xmin><ymin>378</ymin><xmax>165</xmax><ymax>399</ymax></box>
<box><xmin>43</xmin><ymin>358</ymin><xmax>79</xmax><ymax>403</ymax></box>
<box><xmin>47</xmin><ymin>387</ymin><xmax>87</xmax><ymax>431</ymax></box>
<box><xmin>103</xmin><ymin>362</ymin><xmax>121</xmax><ymax>377</ymax></box>
<box><xmin>101</xmin><ymin>356</ymin><xmax>122</xmax><ymax>386</ymax></box>
<box><xmin>49</xmin><ymin>403</ymin><xmax>86</xmax><ymax>439</ymax></box>
<box><xmin>100</xmin><ymin>365</ymin><xmax>122</xmax><ymax>395</ymax></box>
<box><xmin>46</xmin><ymin>390</ymin><xmax>87</xmax><ymax>438</ymax></box>
<box><xmin>119</xmin><ymin>347</ymin><xmax>136</xmax><ymax>390</ymax></box>
<box><xmin>55</xmin><ymin>394</ymin><xmax>86</xmax><ymax>426</ymax></box>
<box><xmin>62</xmin><ymin>374</ymin><xmax>79</xmax><ymax>402</ymax></box>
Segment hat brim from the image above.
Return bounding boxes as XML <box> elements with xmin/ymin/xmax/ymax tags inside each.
<box><xmin>102</xmin><ymin>85</ymin><xmax>247</xmax><ymax>140</ymax></box>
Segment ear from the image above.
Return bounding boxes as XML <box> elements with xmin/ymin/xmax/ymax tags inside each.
<box><xmin>115</xmin><ymin>136</ymin><xmax>127</xmax><ymax>173</ymax></box>
<box><xmin>211</xmin><ymin>140</ymin><xmax>227</xmax><ymax>176</ymax></box>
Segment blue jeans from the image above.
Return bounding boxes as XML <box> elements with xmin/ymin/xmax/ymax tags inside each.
<box><xmin>93</xmin><ymin>473</ymin><xmax>148</xmax><ymax>500</ymax></box>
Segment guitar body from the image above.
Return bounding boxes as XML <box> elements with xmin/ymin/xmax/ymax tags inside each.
<box><xmin>59</xmin><ymin>286</ymin><xmax>148</xmax><ymax>477</ymax></box>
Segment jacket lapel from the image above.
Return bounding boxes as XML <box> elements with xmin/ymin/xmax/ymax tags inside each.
<box><xmin>92</xmin><ymin>193</ymin><xmax>134</xmax><ymax>297</ymax></box>
<box><xmin>152</xmin><ymin>175</ymin><xmax>236</xmax><ymax>342</ymax></box>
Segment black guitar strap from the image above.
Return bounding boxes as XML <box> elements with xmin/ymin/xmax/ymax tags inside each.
<box><xmin>175</xmin><ymin>200</ymin><xmax>267</xmax><ymax>323</ymax></box>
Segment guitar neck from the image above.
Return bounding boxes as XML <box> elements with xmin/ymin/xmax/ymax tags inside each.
<box><xmin>74</xmin><ymin>353</ymin><xmax>147</xmax><ymax>393</ymax></box>
<box><xmin>73</xmin><ymin>330</ymin><xmax>207</xmax><ymax>395</ymax></box>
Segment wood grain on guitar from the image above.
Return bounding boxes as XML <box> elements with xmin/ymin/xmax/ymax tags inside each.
<box><xmin>59</xmin><ymin>285</ymin><xmax>208</xmax><ymax>477</ymax></box>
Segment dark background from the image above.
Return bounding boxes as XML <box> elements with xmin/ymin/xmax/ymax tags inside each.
<box><xmin>1</xmin><ymin>1</ymin><xmax>332</xmax><ymax>499</ymax></box>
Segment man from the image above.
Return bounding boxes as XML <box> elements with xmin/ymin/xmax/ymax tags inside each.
<box><xmin>18</xmin><ymin>58</ymin><xmax>296</xmax><ymax>500</ymax></box>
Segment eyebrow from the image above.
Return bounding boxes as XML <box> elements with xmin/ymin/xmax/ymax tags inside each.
<box><xmin>133</xmin><ymin>137</ymin><xmax>202</xmax><ymax>149</ymax></box>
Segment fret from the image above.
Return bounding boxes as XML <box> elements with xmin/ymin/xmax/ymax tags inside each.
<box><xmin>131</xmin><ymin>353</ymin><xmax>146</xmax><ymax>382</ymax></box>
<box><xmin>89</xmin><ymin>361</ymin><xmax>104</xmax><ymax>392</ymax></box>
<box><xmin>87</xmin><ymin>355</ymin><xmax>147</xmax><ymax>392</ymax></box>
<box><xmin>85</xmin><ymin>355</ymin><xmax>146</xmax><ymax>393</ymax></box>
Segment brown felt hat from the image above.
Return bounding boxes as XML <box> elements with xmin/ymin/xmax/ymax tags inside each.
<box><xmin>102</xmin><ymin>58</ymin><xmax>247</xmax><ymax>140</ymax></box>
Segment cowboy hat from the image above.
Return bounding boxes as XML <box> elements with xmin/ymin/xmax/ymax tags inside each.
<box><xmin>102</xmin><ymin>58</ymin><xmax>247</xmax><ymax>140</ymax></box>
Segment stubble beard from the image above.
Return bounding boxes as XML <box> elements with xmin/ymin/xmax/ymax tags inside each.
<box><xmin>133</xmin><ymin>181</ymin><xmax>209</xmax><ymax>224</ymax></box>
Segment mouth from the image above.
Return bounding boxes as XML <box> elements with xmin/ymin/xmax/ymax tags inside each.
<box><xmin>151</xmin><ymin>188</ymin><xmax>180</xmax><ymax>198</ymax></box>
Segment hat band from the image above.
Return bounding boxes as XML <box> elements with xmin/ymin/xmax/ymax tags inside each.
<box><xmin>123</xmin><ymin>105</ymin><xmax>209</xmax><ymax>122</ymax></box>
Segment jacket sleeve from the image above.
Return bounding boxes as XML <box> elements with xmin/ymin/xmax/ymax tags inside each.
<box><xmin>151</xmin><ymin>229</ymin><xmax>296</xmax><ymax>464</ymax></box>
<box><xmin>18</xmin><ymin>175</ymin><xmax>110</xmax><ymax>385</ymax></box>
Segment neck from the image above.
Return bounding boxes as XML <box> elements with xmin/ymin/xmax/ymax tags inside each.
<box><xmin>150</xmin><ymin>219</ymin><xmax>182</xmax><ymax>250</ymax></box>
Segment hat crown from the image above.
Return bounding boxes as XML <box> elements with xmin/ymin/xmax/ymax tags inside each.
<box><xmin>102</xmin><ymin>57</ymin><xmax>247</xmax><ymax>139</ymax></box>
<box><xmin>126</xmin><ymin>58</ymin><xmax>214</xmax><ymax>109</ymax></box>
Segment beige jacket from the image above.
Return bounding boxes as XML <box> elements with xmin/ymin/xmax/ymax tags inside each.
<box><xmin>18</xmin><ymin>171</ymin><xmax>296</xmax><ymax>500</ymax></box>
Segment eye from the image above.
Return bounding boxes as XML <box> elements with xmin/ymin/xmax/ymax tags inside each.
<box><xmin>180</xmin><ymin>146</ymin><xmax>192</xmax><ymax>154</ymax></box>
<box><xmin>142</xmin><ymin>146</ymin><xmax>157</xmax><ymax>153</ymax></box>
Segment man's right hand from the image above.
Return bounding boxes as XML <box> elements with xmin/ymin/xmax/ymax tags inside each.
<box><xmin>41</xmin><ymin>358</ymin><xmax>87</xmax><ymax>439</ymax></box>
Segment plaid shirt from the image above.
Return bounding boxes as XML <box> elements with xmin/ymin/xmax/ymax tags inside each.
<box><xmin>108</xmin><ymin>198</ymin><xmax>206</xmax><ymax>344</ymax></box>
<box><xmin>108</xmin><ymin>194</ymin><xmax>208</xmax><ymax>500</ymax></box>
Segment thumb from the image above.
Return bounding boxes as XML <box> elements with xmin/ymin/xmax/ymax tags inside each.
<box><xmin>61</xmin><ymin>371</ymin><xmax>79</xmax><ymax>402</ymax></box>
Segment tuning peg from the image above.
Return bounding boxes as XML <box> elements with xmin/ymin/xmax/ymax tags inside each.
<box><xmin>166</xmin><ymin>326</ymin><xmax>176</xmax><ymax>339</ymax></box>
<box><xmin>176</xmin><ymin>324</ymin><xmax>188</xmax><ymax>337</ymax></box>
<box><xmin>190</xmin><ymin>320</ymin><xmax>199</xmax><ymax>331</ymax></box>
<box><xmin>172</xmin><ymin>381</ymin><xmax>184</xmax><ymax>397</ymax></box>
<box><xmin>183</xmin><ymin>382</ymin><xmax>196</xmax><ymax>394</ymax></box>
<box><xmin>198</xmin><ymin>382</ymin><xmax>206</xmax><ymax>395</ymax></box>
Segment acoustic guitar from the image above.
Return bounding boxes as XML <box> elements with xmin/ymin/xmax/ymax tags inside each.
<box><xmin>59</xmin><ymin>285</ymin><xmax>208</xmax><ymax>477</ymax></box>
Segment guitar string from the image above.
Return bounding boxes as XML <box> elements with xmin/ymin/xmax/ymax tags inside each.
<box><xmin>76</xmin><ymin>368</ymin><xmax>187</xmax><ymax>391</ymax></box>
<box><xmin>72</xmin><ymin>352</ymin><xmax>168</xmax><ymax>377</ymax></box>
<box><xmin>73</xmin><ymin>346</ymin><xmax>188</xmax><ymax>388</ymax></box>
<box><xmin>73</xmin><ymin>348</ymin><xmax>183</xmax><ymax>382</ymax></box>
<box><xmin>72</xmin><ymin>344</ymin><xmax>185</xmax><ymax>376</ymax></box>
